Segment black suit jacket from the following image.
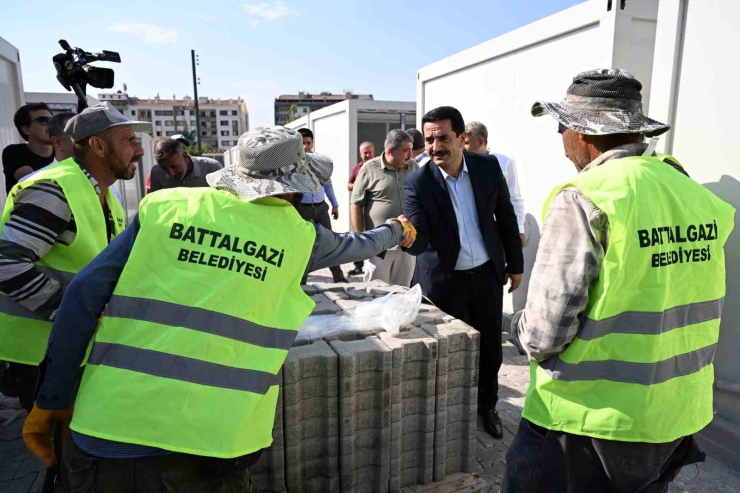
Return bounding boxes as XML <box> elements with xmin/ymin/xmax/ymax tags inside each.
<box><xmin>403</xmin><ymin>152</ymin><xmax>524</xmax><ymax>302</ymax></box>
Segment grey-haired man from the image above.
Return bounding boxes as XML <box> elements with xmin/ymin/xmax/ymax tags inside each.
<box><xmin>351</xmin><ymin>129</ymin><xmax>418</xmax><ymax>286</ymax></box>
<box><xmin>504</xmin><ymin>69</ymin><xmax>735</xmax><ymax>492</ymax></box>
<box><xmin>22</xmin><ymin>127</ymin><xmax>417</xmax><ymax>492</ymax></box>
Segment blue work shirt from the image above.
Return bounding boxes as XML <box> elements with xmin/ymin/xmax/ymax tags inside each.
<box><xmin>439</xmin><ymin>158</ymin><xmax>490</xmax><ymax>270</ymax></box>
<box><xmin>301</xmin><ymin>178</ymin><xmax>339</xmax><ymax>207</ymax></box>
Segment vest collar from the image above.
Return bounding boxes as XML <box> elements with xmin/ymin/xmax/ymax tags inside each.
<box><xmin>582</xmin><ymin>143</ymin><xmax>654</xmax><ymax>173</ymax></box>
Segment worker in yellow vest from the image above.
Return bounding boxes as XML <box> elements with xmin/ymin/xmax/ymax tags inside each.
<box><xmin>0</xmin><ymin>103</ymin><xmax>148</xmax><ymax>406</ymax></box>
<box><xmin>22</xmin><ymin>126</ymin><xmax>416</xmax><ymax>492</ymax></box>
<box><xmin>503</xmin><ymin>69</ymin><xmax>735</xmax><ymax>492</ymax></box>
<box><xmin>0</xmin><ymin>102</ymin><xmax>148</xmax><ymax>492</ymax></box>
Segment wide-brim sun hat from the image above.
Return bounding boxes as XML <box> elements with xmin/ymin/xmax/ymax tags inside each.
<box><xmin>206</xmin><ymin>126</ymin><xmax>332</xmax><ymax>202</ymax></box>
<box><xmin>531</xmin><ymin>68</ymin><xmax>670</xmax><ymax>138</ymax></box>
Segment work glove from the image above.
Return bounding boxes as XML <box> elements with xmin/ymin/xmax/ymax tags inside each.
<box><xmin>393</xmin><ymin>215</ymin><xmax>417</xmax><ymax>248</ymax></box>
<box><xmin>22</xmin><ymin>403</ymin><xmax>73</xmax><ymax>467</ymax></box>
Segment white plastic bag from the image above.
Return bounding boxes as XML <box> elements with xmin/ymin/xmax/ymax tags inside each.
<box><xmin>296</xmin><ymin>284</ymin><xmax>423</xmax><ymax>340</ymax></box>
<box><xmin>351</xmin><ymin>284</ymin><xmax>422</xmax><ymax>334</ymax></box>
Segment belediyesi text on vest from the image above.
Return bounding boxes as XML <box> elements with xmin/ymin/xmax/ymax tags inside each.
<box><xmin>637</xmin><ymin>221</ymin><xmax>720</xmax><ymax>268</ymax></box>
<box><xmin>169</xmin><ymin>222</ymin><xmax>288</xmax><ymax>282</ymax></box>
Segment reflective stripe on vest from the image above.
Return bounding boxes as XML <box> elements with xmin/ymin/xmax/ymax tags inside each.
<box><xmin>0</xmin><ymin>159</ymin><xmax>125</xmax><ymax>365</ymax></box>
<box><xmin>523</xmin><ymin>154</ymin><xmax>736</xmax><ymax>443</ymax></box>
<box><xmin>540</xmin><ymin>343</ymin><xmax>717</xmax><ymax>385</ymax></box>
<box><xmin>0</xmin><ymin>267</ymin><xmax>75</xmax><ymax>321</ymax></box>
<box><xmin>578</xmin><ymin>298</ymin><xmax>725</xmax><ymax>341</ymax></box>
<box><xmin>88</xmin><ymin>343</ymin><xmax>280</xmax><ymax>394</ymax></box>
<box><xmin>70</xmin><ymin>188</ymin><xmax>317</xmax><ymax>458</ymax></box>
<box><xmin>105</xmin><ymin>295</ymin><xmax>298</xmax><ymax>350</ymax></box>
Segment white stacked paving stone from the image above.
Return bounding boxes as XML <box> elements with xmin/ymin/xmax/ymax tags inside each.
<box><xmin>378</xmin><ymin>328</ymin><xmax>438</xmax><ymax>491</ymax></box>
<box><xmin>249</xmin><ymin>372</ymin><xmax>286</xmax><ymax>493</ymax></box>
<box><xmin>420</xmin><ymin>321</ymin><xmax>480</xmax><ymax>480</ymax></box>
<box><xmin>329</xmin><ymin>336</ymin><xmax>394</xmax><ymax>493</ymax></box>
<box><xmin>283</xmin><ymin>340</ymin><xmax>340</xmax><ymax>493</ymax></box>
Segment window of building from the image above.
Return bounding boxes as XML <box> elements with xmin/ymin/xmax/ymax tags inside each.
<box><xmin>175</xmin><ymin>110</ymin><xmax>185</xmax><ymax>116</ymax></box>
<box><xmin>165</xmin><ymin>121</ymin><xmax>174</xmax><ymax>126</ymax></box>
<box><xmin>220</xmin><ymin>120</ymin><xmax>229</xmax><ymax>126</ymax></box>
<box><xmin>201</xmin><ymin>122</ymin><xmax>207</xmax><ymax>128</ymax></box>
<box><xmin>232</xmin><ymin>130</ymin><xmax>238</xmax><ymax>136</ymax></box>
<box><xmin>156</xmin><ymin>131</ymin><xmax>162</xmax><ymax>136</ymax></box>
<box><xmin>155</xmin><ymin>120</ymin><xmax>162</xmax><ymax>127</ymax></box>
<box><xmin>221</xmin><ymin>131</ymin><xmax>229</xmax><ymax>136</ymax></box>
<box><xmin>221</xmin><ymin>141</ymin><xmax>230</xmax><ymax>148</ymax></box>
<box><xmin>154</xmin><ymin>110</ymin><xmax>173</xmax><ymax>116</ymax></box>
<box><xmin>231</xmin><ymin>110</ymin><xmax>237</xmax><ymax>116</ymax></box>
<box><xmin>220</xmin><ymin>110</ymin><xmax>228</xmax><ymax>116</ymax></box>
<box><xmin>166</xmin><ymin>131</ymin><xmax>174</xmax><ymax>136</ymax></box>
<box><xmin>131</xmin><ymin>110</ymin><xmax>136</xmax><ymax>116</ymax></box>
<box><xmin>191</xmin><ymin>120</ymin><xmax>196</xmax><ymax>126</ymax></box>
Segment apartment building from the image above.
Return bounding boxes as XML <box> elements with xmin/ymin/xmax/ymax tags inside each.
<box><xmin>274</xmin><ymin>91</ymin><xmax>373</xmax><ymax>125</ymax></box>
<box><xmin>98</xmin><ymin>92</ymin><xmax>249</xmax><ymax>151</ymax></box>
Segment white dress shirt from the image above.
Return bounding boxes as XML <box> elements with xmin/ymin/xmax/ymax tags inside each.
<box><xmin>491</xmin><ymin>152</ymin><xmax>525</xmax><ymax>233</ymax></box>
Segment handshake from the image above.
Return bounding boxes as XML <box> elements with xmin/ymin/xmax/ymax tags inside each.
<box><xmin>391</xmin><ymin>215</ymin><xmax>417</xmax><ymax>248</ymax></box>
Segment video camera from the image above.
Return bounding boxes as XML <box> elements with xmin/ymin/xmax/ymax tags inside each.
<box><xmin>53</xmin><ymin>40</ymin><xmax>121</xmax><ymax>112</ymax></box>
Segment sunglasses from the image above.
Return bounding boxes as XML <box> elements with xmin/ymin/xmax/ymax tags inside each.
<box><xmin>29</xmin><ymin>116</ymin><xmax>51</xmax><ymax>126</ymax></box>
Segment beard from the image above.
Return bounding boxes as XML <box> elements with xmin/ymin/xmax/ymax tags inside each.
<box><xmin>107</xmin><ymin>154</ymin><xmax>137</xmax><ymax>180</ymax></box>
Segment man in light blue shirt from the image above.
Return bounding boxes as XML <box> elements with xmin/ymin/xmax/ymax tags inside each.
<box><xmin>438</xmin><ymin>157</ymin><xmax>490</xmax><ymax>270</ymax></box>
<box><xmin>296</xmin><ymin>128</ymin><xmax>347</xmax><ymax>283</ymax></box>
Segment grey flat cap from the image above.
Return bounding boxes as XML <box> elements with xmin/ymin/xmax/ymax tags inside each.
<box><xmin>65</xmin><ymin>102</ymin><xmax>151</xmax><ymax>143</ymax></box>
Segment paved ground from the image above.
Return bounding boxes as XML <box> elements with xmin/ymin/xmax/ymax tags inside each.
<box><xmin>3</xmin><ymin>267</ymin><xmax>740</xmax><ymax>492</ymax></box>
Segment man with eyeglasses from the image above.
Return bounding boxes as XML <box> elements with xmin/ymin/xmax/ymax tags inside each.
<box><xmin>2</xmin><ymin>103</ymin><xmax>56</xmax><ymax>193</ymax></box>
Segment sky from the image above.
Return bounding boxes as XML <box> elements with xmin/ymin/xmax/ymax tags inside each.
<box><xmin>1</xmin><ymin>0</ymin><xmax>586</xmax><ymax>127</ymax></box>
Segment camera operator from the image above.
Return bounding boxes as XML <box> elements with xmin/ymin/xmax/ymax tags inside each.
<box><xmin>2</xmin><ymin>103</ymin><xmax>55</xmax><ymax>193</ymax></box>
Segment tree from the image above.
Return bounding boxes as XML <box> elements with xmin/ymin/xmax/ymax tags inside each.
<box><xmin>286</xmin><ymin>104</ymin><xmax>300</xmax><ymax>123</ymax></box>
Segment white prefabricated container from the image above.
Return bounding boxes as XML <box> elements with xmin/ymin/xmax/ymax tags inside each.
<box><xmin>0</xmin><ymin>36</ymin><xmax>26</xmax><ymax>209</ymax></box>
<box><xmin>285</xmin><ymin>100</ymin><xmax>416</xmax><ymax>232</ymax></box>
<box><xmin>416</xmin><ymin>0</ymin><xmax>660</xmax><ymax>312</ymax></box>
<box><xmin>649</xmin><ymin>0</ymin><xmax>740</xmax><ymax>469</ymax></box>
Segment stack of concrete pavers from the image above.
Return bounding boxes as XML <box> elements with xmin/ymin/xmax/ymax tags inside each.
<box><xmin>419</xmin><ymin>320</ymin><xmax>480</xmax><ymax>480</ymax></box>
<box><xmin>329</xmin><ymin>336</ymin><xmax>394</xmax><ymax>493</ymax></box>
<box><xmin>378</xmin><ymin>328</ymin><xmax>438</xmax><ymax>491</ymax></box>
<box><xmin>282</xmin><ymin>340</ymin><xmax>340</xmax><ymax>493</ymax></box>
<box><xmin>250</xmin><ymin>280</ymin><xmax>481</xmax><ymax>492</ymax></box>
<box><xmin>250</xmin><ymin>372</ymin><xmax>286</xmax><ymax>493</ymax></box>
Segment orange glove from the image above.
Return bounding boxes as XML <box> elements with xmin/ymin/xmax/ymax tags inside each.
<box><xmin>22</xmin><ymin>404</ymin><xmax>73</xmax><ymax>467</ymax></box>
<box><xmin>394</xmin><ymin>215</ymin><xmax>417</xmax><ymax>248</ymax></box>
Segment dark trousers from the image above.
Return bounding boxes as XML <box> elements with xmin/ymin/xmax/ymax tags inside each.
<box><xmin>64</xmin><ymin>438</ymin><xmax>260</xmax><ymax>493</ymax></box>
<box><xmin>503</xmin><ymin>418</ymin><xmax>704</xmax><ymax>493</ymax></box>
<box><xmin>0</xmin><ymin>361</ymin><xmax>38</xmax><ymax>412</ymax></box>
<box><xmin>434</xmin><ymin>261</ymin><xmax>503</xmax><ymax>407</ymax></box>
<box><xmin>297</xmin><ymin>201</ymin><xmax>344</xmax><ymax>282</ymax></box>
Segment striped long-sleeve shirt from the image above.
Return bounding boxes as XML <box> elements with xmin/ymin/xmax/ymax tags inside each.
<box><xmin>0</xmin><ymin>162</ymin><xmax>115</xmax><ymax>320</ymax></box>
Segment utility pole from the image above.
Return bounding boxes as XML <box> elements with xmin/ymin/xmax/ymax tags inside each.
<box><xmin>191</xmin><ymin>50</ymin><xmax>202</xmax><ymax>151</ymax></box>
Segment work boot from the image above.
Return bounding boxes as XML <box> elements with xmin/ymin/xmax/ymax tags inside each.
<box><xmin>347</xmin><ymin>267</ymin><xmax>364</xmax><ymax>276</ymax></box>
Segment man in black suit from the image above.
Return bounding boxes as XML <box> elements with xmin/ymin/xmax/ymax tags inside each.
<box><xmin>403</xmin><ymin>106</ymin><xmax>524</xmax><ymax>439</ymax></box>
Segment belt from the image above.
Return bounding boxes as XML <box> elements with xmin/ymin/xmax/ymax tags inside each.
<box><xmin>301</xmin><ymin>202</ymin><xmax>325</xmax><ymax>207</ymax></box>
<box><xmin>455</xmin><ymin>261</ymin><xmax>491</xmax><ymax>275</ymax></box>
